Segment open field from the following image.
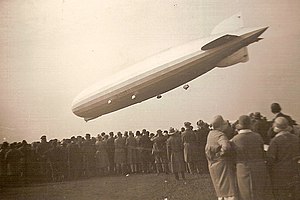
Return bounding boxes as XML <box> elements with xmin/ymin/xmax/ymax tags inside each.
<box><xmin>1</xmin><ymin>172</ymin><xmax>292</xmax><ymax>200</ymax></box>
<box><xmin>0</xmin><ymin>173</ymin><xmax>217</xmax><ymax>200</ymax></box>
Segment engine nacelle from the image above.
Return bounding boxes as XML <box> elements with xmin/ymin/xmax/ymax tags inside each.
<box><xmin>217</xmin><ymin>47</ymin><xmax>249</xmax><ymax>68</ymax></box>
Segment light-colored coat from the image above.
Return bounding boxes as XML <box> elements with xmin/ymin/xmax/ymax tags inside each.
<box><xmin>114</xmin><ymin>137</ymin><xmax>126</xmax><ymax>165</ymax></box>
<box><xmin>205</xmin><ymin>129</ymin><xmax>237</xmax><ymax>198</ymax></box>
<box><xmin>95</xmin><ymin>140</ymin><xmax>109</xmax><ymax>169</ymax></box>
<box><xmin>126</xmin><ymin>136</ymin><xmax>137</xmax><ymax>164</ymax></box>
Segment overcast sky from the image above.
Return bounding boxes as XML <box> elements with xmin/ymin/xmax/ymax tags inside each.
<box><xmin>1</xmin><ymin>0</ymin><xmax>300</xmax><ymax>142</ymax></box>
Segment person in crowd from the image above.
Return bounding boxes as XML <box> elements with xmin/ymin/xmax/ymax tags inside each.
<box><xmin>139</xmin><ymin>129</ymin><xmax>152</xmax><ymax>173</ymax></box>
<box><xmin>268</xmin><ymin>103</ymin><xmax>297</xmax><ymax>140</ymax></box>
<box><xmin>36</xmin><ymin>135</ymin><xmax>51</xmax><ymax>182</ymax></box>
<box><xmin>106</xmin><ymin>132</ymin><xmax>115</xmax><ymax>174</ymax></box>
<box><xmin>167</xmin><ymin>128</ymin><xmax>185</xmax><ymax>180</ymax></box>
<box><xmin>114</xmin><ymin>132</ymin><xmax>126</xmax><ymax>174</ymax></box>
<box><xmin>95</xmin><ymin>135</ymin><xmax>109</xmax><ymax>176</ymax></box>
<box><xmin>126</xmin><ymin>131</ymin><xmax>137</xmax><ymax>173</ymax></box>
<box><xmin>67</xmin><ymin>136</ymin><xmax>81</xmax><ymax>180</ymax></box>
<box><xmin>18</xmin><ymin>140</ymin><xmax>33</xmax><ymax>183</ymax></box>
<box><xmin>251</xmin><ymin>112</ymin><xmax>270</xmax><ymax>144</ymax></box>
<box><xmin>5</xmin><ymin>143</ymin><xmax>24</xmax><ymax>185</ymax></box>
<box><xmin>0</xmin><ymin>142</ymin><xmax>9</xmax><ymax>185</ymax></box>
<box><xmin>180</xmin><ymin>127</ymin><xmax>185</xmax><ymax>134</ymax></box>
<box><xmin>82</xmin><ymin>133</ymin><xmax>96</xmax><ymax>178</ymax></box>
<box><xmin>181</xmin><ymin>122</ymin><xmax>196</xmax><ymax>174</ymax></box>
<box><xmin>194</xmin><ymin>120</ymin><xmax>210</xmax><ymax>174</ymax></box>
<box><xmin>45</xmin><ymin>140</ymin><xmax>63</xmax><ymax>182</ymax></box>
<box><xmin>59</xmin><ymin>141</ymin><xmax>68</xmax><ymax>181</ymax></box>
<box><xmin>135</xmin><ymin>131</ymin><xmax>142</xmax><ymax>173</ymax></box>
<box><xmin>206</xmin><ymin>115</ymin><xmax>237</xmax><ymax>200</ymax></box>
<box><xmin>266</xmin><ymin>117</ymin><xmax>300</xmax><ymax>200</ymax></box>
<box><xmin>231</xmin><ymin>115</ymin><xmax>267</xmax><ymax>200</ymax></box>
<box><xmin>151</xmin><ymin>129</ymin><xmax>168</xmax><ymax>175</ymax></box>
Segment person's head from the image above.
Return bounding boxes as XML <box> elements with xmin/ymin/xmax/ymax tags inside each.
<box><xmin>169</xmin><ymin>127</ymin><xmax>176</xmax><ymax>136</ymax></box>
<box><xmin>273</xmin><ymin>117</ymin><xmax>292</xmax><ymax>133</ymax></box>
<box><xmin>109</xmin><ymin>132</ymin><xmax>114</xmax><ymax>137</ymax></box>
<box><xmin>156</xmin><ymin>129</ymin><xmax>163</xmax><ymax>136</ymax></box>
<box><xmin>184</xmin><ymin>122</ymin><xmax>192</xmax><ymax>130</ymax></box>
<box><xmin>197</xmin><ymin>120</ymin><xmax>204</xmax><ymax>128</ymax></box>
<box><xmin>236</xmin><ymin>115</ymin><xmax>252</xmax><ymax>130</ymax></box>
<box><xmin>85</xmin><ymin>133</ymin><xmax>91</xmax><ymax>140</ymax></box>
<box><xmin>40</xmin><ymin>135</ymin><xmax>47</xmax><ymax>143</ymax></box>
<box><xmin>136</xmin><ymin>131</ymin><xmax>141</xmax><ymax>136</ymax></box>
<box><xmin>271</xmin><ymin>103</ymin><xmax>281</xmax><ymax>114</ymax></box>
<box><xmin>124</xmin><ymin>131</ymin><xmax>129</xmax><ymax>137</ymax></box>
<box><xmin>211</xmin><ymin>115</ymin><xmax>228</xmax><ymax>131</ymax></box>
<box><xmin>129</xmin><ymin>131</ymin><xmax>134</xmax><ymax>137</ymax></box>
<box><xmin>97</xmin><ymin>134</ymin><xmax>102</xmax><ymax>141</ymax></box>
<box><xmin>1</xmin><ymin>142</ymin><xmax>9</xmax><ymax>149</ymax></box>
<box><xmin>142</xmin><ymin>129</ymin><xmax>147</xmax><ymax>134</ymax></box>
<box><xmin>117</xmin><ymin>132</ymin><xmax>122</xmax><ymax>137</ymax></box>
<box><xmin>253</xmin><ymin>112</ymin><xmax>262</xmax><ymax>120</ymax></box>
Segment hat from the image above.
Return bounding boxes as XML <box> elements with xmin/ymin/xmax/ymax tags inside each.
<box><xmin>253</xmin><ymin>112</ymin><xmax>262</xmax><ymax>119</ymax></box>
<box><xmin>197</xmin><ymin>120</ymin><xmax>204</xmax><ymax>126</ymax></box>
<box><xmin>157</xmin><ymin>129</ymin><xmax>162</xmax><ymax>134</ymax></box>
<box><xmin>211</xmin><ymin>115</ymin><xmax>227</xmax><ymax>130</ymax></box>
<box><xmin>40</xmin><ymin>135</ymin><xmax>46</xmax><ymax>139</ymax></box>
<box><xmin>236</xmin><ymin>115</ymin><xmax>252</xmax><ymax>130</ymax></box>
<box><xmin>271</xmin><ymin>103</ymin><xmax>281</xmax><ymax>114</ymax></box>
<box><xmin>184</xmin><ymin>122</ymin><xmax>192</xmax><ymax>128</ymax></box>
<box><xmin>169</xmin><ymin>127</ymin><xmax>176</xmax><ymax>135</ymax></box>
<box><xmin>273</xmin><ymin>117</ymin><xmax>292</xmax><ymax>133</ymax></box>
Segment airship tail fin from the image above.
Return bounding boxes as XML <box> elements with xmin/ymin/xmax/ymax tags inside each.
<box><xmin>211</xmin><ymin>12</ymin><xmax>244</xmax><ymax>35</ymax></box>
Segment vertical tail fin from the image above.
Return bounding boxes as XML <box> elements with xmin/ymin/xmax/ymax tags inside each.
<box><xmin>211</xmin><ymin>12</ymin><xmax>244</xmax><ymax>35</ymax></box>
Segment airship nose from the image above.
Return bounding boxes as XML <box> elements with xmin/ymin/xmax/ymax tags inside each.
<box><xmin>71</xmin><ymin>94</ymin><xmax>84</xmax><ymax>117</ymax></box>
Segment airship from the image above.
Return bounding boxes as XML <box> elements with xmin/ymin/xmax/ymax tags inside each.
<box><xmin>72</xmin><ymin>13</ymin><xmax>268</xmax><ymax>122</ymax></box>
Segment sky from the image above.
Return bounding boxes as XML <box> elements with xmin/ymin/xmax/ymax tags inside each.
<box><xmin>1</xmin><ymin>0</ymin><xmax>300</xmax><ymax>143</ymax></box>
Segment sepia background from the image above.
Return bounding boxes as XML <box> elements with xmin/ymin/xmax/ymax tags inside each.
<box><xmin>1</xmin><ymin>0</ymin><xmax>300</xmax><ymax>142</ymax></box>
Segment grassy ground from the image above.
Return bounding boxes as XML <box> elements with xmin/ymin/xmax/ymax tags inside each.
<box><xmin>1</xmin><ymin>172</ymin><xmax>288</xmax><ymax>200</ymax></box>
<box><xmin>0</xmin><ymin>173</ymin><xmax>217</xmax><ymax>200</ymax></box>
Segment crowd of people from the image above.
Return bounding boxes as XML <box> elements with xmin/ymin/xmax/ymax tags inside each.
<box><xmin>0</xmin><ymin>120</ymin><xmax>211</xmax><ymax>187</ymax></box>
<box><xmin>206</xmin><ymin>103</ymin><xmax>299</xmax><ymax>200</ymax></box>
<box><xmin>0</xmin><ymin>102</ymin><xmax>299</xmax><ymax>200</ymax></box>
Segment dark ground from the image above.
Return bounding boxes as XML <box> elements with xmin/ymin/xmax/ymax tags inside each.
<box><xmin>0</xmin><ymin>173</ymin><xmax>217</xmax><ymax>200</ymax></box>
<box><xmin>0</xmin><ymin>173</ymin><xmax>287</xmax><ymax>200</ymax></box>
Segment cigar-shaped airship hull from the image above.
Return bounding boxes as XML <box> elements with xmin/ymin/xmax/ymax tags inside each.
<box><xmin>72</xmin><ymin>13</ymin><xmax>268</xmax><ymax>121</ymax></box>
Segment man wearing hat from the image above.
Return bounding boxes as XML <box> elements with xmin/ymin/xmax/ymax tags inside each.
<box><xmin>231</xmin><ymin>115</ymin><xmax>267</xmax><ymax>200</ymax></box>
<box><xmin>205</xmin><ymin>115</ymin><xmax>237</xmax><ymax>200</ymax></box>
<box><xmin>167</xmin><ymin>128</ymin><xmax>185</xmax><ymax>180</ymax></box>
<box><xmin>36</xmin><ymin>135</ymin><xmax>51</xmax><ymax>181</ymax></box>
<box><xmin>181</xmin><ymin>122</ymin><xmax>196</xmax><ymax>174</ymax></box>
<box><xmin>194</xmin><ymin>120</ymin><xmax>210</xmax><ymax>174</ymax></box>
<box><xmin>267</xmin><ymin>117</ymin><xmax>299</xmax><ymax>200</ymax></box>
<box><xmin>151</xmin><ymin>129</ymin><xmax>168</xmax><ymax>175</ymax></box>
<box><xmin>126</xmin><ymin>131</ymin><xmax>137</xmax><ymax>174</ymax></box>
<box><xmin>268</xmin><ymin>103</ymin><xmax>297</xmax><ymax>140</ymax></box>
<box><xmin>114</xmin><ymin>132</ymin><xmax>126</xmax><ymax>174</ymax></box>
<box><xmin>251</xmin><ymin>112</ymin><xmax>269</xmax><ymax>144</ymax></box>
<box><xmin>106</xmin><ymin>132</ymin><xmax>115</xmax><ymax>174</ymax></box>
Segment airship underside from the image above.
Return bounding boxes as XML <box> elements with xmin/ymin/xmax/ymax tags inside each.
<box><xmin>72</xmin><ymin>15</ymin><xmax>268</xmax><ymax>121</ymax></box>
